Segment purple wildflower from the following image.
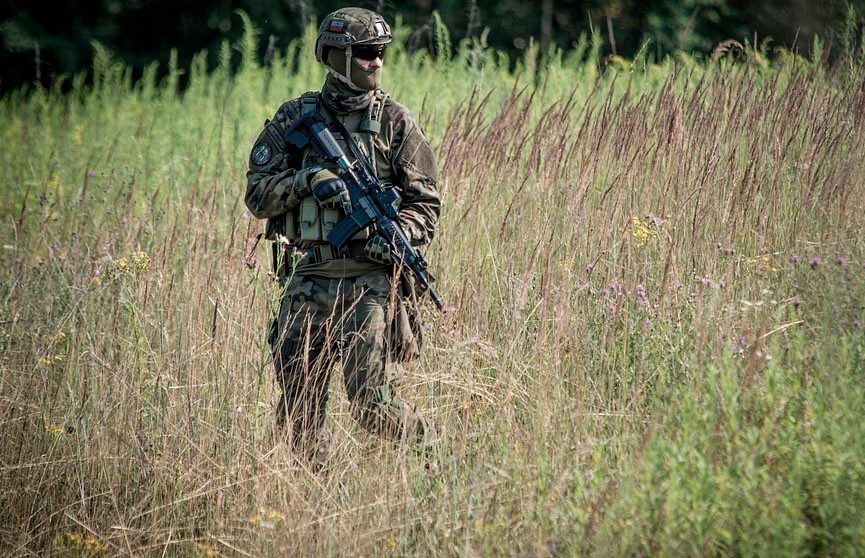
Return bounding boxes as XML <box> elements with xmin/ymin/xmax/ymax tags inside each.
<box><xmin>809</xmin><ymin>257</ymin><xmax>822</xmax><ymax>269</ymax></box>
<box><xmin>836</xmin><ymin>257</ymin><xmax>848</xmax><ymax>266</ymax></box>
<box><xmin>636</xmin><ymin>284</ymin><xmax>648</xmax><ymax>307</ymax></box>
<box><xmin>854</xmin><ymin>319</ymin><xmax>862</xmax><ymax>329</ymax></box>
<box><xmin>792</xmin><ymin>296</ymin><xmax>801</xmax><ymax>308</ymax></box>
<box><xmin>585</xmin><ymin>262</ymin><xmax>595</xmax><ymax>273</ymax></box>
<box><xmin>14</xmin><ymin>257</ymin><xmax>22</xmax><ymax>265</ymax></box>
<box><xmin>790</xmin><ymin>255</ymin><xmax>800</xmax><ymax>263</ymax></box>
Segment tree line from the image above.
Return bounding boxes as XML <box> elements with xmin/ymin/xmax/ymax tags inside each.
<box><xmin>1</xmin><ymin>0</ymin><xmax>862</xmax><ymax>94</ymax></box>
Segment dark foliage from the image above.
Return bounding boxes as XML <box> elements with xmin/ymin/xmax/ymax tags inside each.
<box><xmin>1</xmin><ymin>0</ymin><xmax>862</xmax><ymax>94</ymax></box>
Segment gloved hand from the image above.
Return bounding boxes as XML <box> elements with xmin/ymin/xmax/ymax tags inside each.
<box><xmin>311</xmin><ymin>169</ymin><xmax>352</xmax><ymax>213</ymax></box>
<box><xmin>291</xmin><ymin>164</ymin><xmax>324</xmax><ymax>198</ymax></box>
<box><xmin>364</xmin><ymin>235</ymin><xmax>393</xmax><ymax>265</ymax></box>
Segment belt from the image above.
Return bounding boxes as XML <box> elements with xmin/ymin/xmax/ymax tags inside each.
<box><xmin>296</xmin><ymin>241</ymin><xmax>368</xmax><ymax>264</ymax></box>
<box><xmin>273</xmin><ymin>240</ymin><xmax>368</xmax><ymax>273</ymax></box>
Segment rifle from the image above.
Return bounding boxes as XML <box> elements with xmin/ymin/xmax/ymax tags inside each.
<box><xmin>285</xmin><ymin>112</ymin><xmax>444</xmax><ymax>310</ymax></box>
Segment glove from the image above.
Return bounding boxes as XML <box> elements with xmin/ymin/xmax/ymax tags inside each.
<box><xmin>311</xmin><ymin>169</ymin><xmax>352</xmax><ymax>213</ymax></box>
<box><xmin>364</xmin><ymin>235</ymin><xmax>393</xmax><ymax>265</ymax></box>
<box><xmin>291</xmin><ymin>164</ymin><xmax>324</xmax><ymax>198</ymax></box>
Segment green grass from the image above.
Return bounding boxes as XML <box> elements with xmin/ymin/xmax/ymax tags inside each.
<box><xmin>2</xmin><ymin>16</ymin><xmax>864</xmax><ymax>557</ymax></box>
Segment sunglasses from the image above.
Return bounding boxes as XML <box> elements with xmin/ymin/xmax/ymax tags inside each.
<box><xmin>353</xmin><ymin>45</ymin><xmax>387</xmax><ymax>61</ymax></box>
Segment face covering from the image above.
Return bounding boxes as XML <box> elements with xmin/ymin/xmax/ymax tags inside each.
<box><xmin>326</xmin><ymin>47</ymin><xmax>382</xmax><ymax>92</ymax></box>
<box><xmin>350</xmin><ymin>57</ymin><xmax>382</xmax><ymax>90</ymax></box>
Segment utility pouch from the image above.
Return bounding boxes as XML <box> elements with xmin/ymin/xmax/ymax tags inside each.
<box><xmin>283</xmin><ymin>211</ymin><xmax>298</xmax><ymax>240</ymax></box>
<box><xmin>390</xmin><ymin>273</ymin><xmax>424</xmax><ymax>362</ymax></box>
<box><xmin>299</xmin><ymin>197</ymin><xmax>322</xmax><ymax>241</ymax></box>
<box><xmin>321</xmin><ymin>207</ymin><xmax>340</xmax><ymax>239</ymax></box>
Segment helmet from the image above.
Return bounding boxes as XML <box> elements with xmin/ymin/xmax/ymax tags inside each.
<box><xmin>315</xmin><ymin>8</ymin><xmax>393</xmax><ymax>64</ymax></box>
<box><xmin>315</xmin><ymin>8</ymin><xmax>392</xmax><ymax>91</ymax></box>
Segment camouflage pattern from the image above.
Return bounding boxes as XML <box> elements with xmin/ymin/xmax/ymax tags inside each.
<box><xmin>315</xmin><ymin>8</ymin><xmax>392</xmax><ymax>91</ymax></box>
<box><xmin>244</xmin><ymin>9</ymin><xmax>439</xmax><ymax>459</ymax></box>
<box><xmin>245</xmin><ymin>87</ymin><xmax>440</xmax><ymax>278</ymax></box>
<box><xmin>269</xmin><ymin>272</ymin><xmax>428</xmax><ymax>453</ymax></box>
<box><xmin>315</xmin><ymin>7</ymin><xmax>393</xmax><ymax>63</ymax></box>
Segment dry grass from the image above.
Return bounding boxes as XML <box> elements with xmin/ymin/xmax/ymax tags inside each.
<box><xmin>2</xmin><ymin>23</ymin><xmax>865</xmax><ymax>556</ymax></box>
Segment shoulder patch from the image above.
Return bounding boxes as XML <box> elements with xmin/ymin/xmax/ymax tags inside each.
<box><xmin>251</xmin><ymin>142</ymin><xmax>272</xmax><ymax>165</ymax></box>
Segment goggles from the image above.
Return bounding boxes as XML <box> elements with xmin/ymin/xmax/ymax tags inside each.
<box><xmin>353</xmin><ymin>44</ymin><xmax>387</xmax><ymax>61</ymax></box>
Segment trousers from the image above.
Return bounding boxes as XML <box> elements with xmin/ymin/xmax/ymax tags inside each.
<box><xmin>269</xmin><ymin>271</ymin><xmax>426</xmax><ymax>454</ymax></box>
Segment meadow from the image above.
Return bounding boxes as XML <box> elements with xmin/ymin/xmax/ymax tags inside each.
<box><xmin>2</xmin><ymin>15</ymin><xmax>865</xmax><ymax>556</ymax></box>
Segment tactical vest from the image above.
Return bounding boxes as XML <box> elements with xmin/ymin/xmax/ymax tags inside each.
<box><xmin>283</xmin><ymin>90</ymin><xmax>389</xmax><ymax>245</ymax></box>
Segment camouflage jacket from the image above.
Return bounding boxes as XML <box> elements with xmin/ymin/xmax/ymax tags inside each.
<box><xmin>245</xmin><ymin>87</ymin><xmax>440</xmax><ymax>277</ymax></box>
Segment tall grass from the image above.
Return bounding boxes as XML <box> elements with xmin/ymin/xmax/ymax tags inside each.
<box><xmin>2</xmin><ymin>15</ymin><xmax>864</xmax><ymax>556</ymax></box>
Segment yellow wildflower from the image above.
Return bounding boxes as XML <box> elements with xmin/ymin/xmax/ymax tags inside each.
<box><xmin>38</xmin><ymin>355</ymin><xmax>64</xmax><ymax>366</ymax></box>
<box><xmin>131</xmin><ymin>250</ymin><xmax>151</xmax><ymax>272</ymax></box>
<box><xmin>64</xmin><ymin>532</ymin><xmax>108</xmax><ymax>554</ymax></box>
<box><xmin>45</xmin><ymin>424</ymin><xmax>65</xmax><ymax>436</ymax></box>
<box><xmin>250</xmin><ymin>508</ymin><xmax>286</xmax><ymax>529</ymax></box>
<box><xmin>106</xmin><ymin>251</ymin><xmax>150</xmax><ymax>283</ymax></box>
<box><xmin>195</xmin><ymin>543</ymin><xmax>218</xmax><ymax>557</ymax></box>
<box><xmin>48</xmin><ymin>330</ymin><xmax>67</xmax><ymax>344</ymax></box>
<box><xmin>622</xmin><ymin>216</ymin><xmax>658</xmax><ymax>248</ymax></box>
<box><xmin>112</xmin><ymin>257</ymin><xmax>132</xmax><ymax>277</ymax></box>
<box><xmin>745</xmin><ymin>255</ymin><xmax>777</xmax><ymax>274</ymax></box>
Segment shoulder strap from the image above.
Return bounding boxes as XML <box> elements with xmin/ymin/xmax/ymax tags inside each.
<box><xmin>359</xmin><ymin>90</ymin><xmax>389</xmax><ymax>135</ymax></box>
<box><xmin>300</xmin><ymin>92</ymin><xmax>319</xmax><ymax>116</ymax></box>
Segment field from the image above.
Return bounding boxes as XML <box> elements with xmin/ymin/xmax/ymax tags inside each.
<box><xmin>2</xmin><ymin>18</ymin><xmax>865</xmax><ymax>556</ymax></box>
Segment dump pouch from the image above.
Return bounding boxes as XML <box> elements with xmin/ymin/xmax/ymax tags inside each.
<box><xmin>389</xmin><ymin>272</ymin><xmax>424</xmax><ymax>362</ymax></box>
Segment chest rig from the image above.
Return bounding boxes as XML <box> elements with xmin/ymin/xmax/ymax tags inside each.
<box><xmin>286</xmin><ymin>90</ymin><xmax>388</xmax><ymax>245</ymax></box>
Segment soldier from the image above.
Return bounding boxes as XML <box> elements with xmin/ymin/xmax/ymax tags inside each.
<box><xmin>245</xmin><ymin>7</ymin><xmax>440</xmax><ymax>465</ymax></box>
